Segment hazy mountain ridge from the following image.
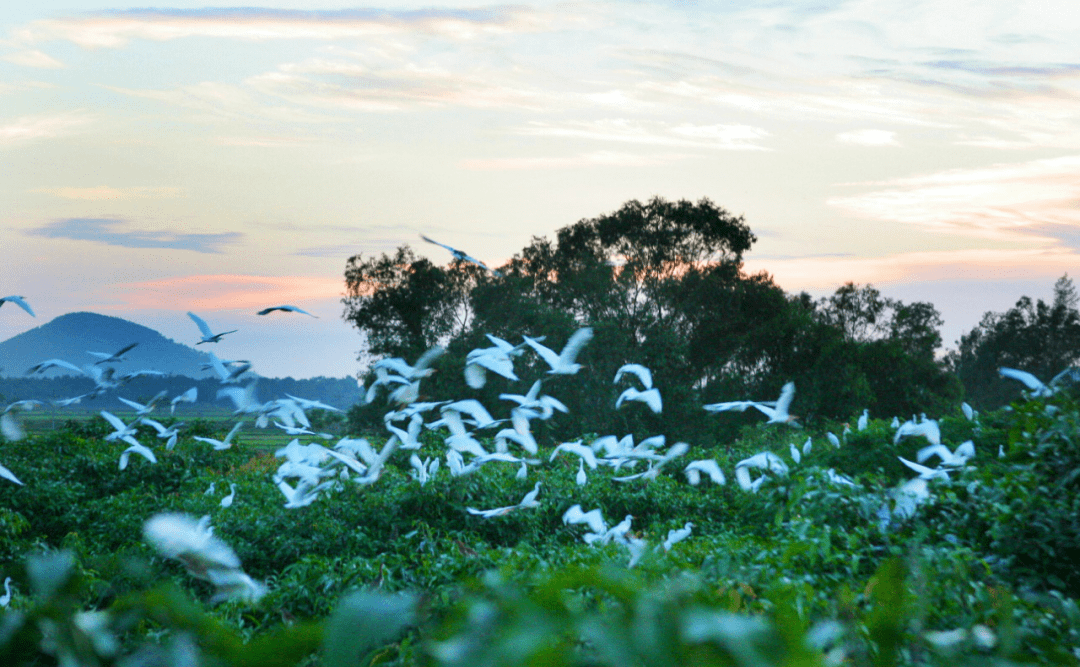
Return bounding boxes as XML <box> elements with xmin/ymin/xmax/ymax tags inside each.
<box><xmin>0</xmin><ymin>311</ymin><xmax>215</xmax><ymax>379</ymax></box>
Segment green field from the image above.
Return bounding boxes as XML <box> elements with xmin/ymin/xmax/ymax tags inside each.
<box><xmin>1</xmin><ymin>388</ymin><xmax>1079</xmax><ymax>666</ymax></box>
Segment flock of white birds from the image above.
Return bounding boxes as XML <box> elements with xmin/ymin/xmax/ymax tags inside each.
<box><xmin>0</xmin><ymin>281</ymin><xmax>1074</xmax><ymax>601</ymax></box>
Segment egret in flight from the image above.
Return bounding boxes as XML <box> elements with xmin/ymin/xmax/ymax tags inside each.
<box><xmin>0</xmin><ymin>296</ymin><xmax>34</xmax><ymax>317</ymax></box>
<box><xmin>187</xmin><ymin>311</ymin><xmax>238</xmax><ymax>344</ymax></box>
<box><xmin>257</xmin><ymin>305</ymin><xmax>318</xmax><ymax>317</ymax></box>
<box><xmin>421</xmin><ymin>234</ymin><xmax>502</xmax><ymax>276</ymax></box>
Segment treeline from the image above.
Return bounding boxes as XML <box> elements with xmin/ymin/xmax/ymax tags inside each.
<box><xmin>0</xmin><ymin>374</ymin><xmax>362</xmax><ymax>413</ymax></box>
<box><xmin>343</xmin><ymin>196</ymin><xmax>1080</xmax><ymax>444</ymax></box>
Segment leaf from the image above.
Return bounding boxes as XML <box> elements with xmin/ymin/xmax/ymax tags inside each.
<box><xmin>322</xmin><ymin>590</ymin><xmax>417</xmax><ymax>667</ymax></box>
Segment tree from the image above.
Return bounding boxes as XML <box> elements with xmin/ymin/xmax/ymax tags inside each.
<box><xmin>947</xmin><ymin>275</ymin><xmax>1080</xmax><ymax>408</ymax></box>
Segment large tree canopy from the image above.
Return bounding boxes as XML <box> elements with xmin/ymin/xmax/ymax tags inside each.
<box><xmin>342</xmin><ymin>197</ymin><xmax>960</xmax><ymax>442</ymax></box>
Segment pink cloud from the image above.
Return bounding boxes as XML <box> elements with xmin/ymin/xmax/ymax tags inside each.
<box><xmin>110</xmin><ymin>274</ymin><xmax>343</xmax><ymax>311</ymax></box>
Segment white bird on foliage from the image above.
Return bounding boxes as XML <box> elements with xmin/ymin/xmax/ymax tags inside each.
<box><xmin>0</xmin><ymin>578</ymin><xmax>12</xmax><ymax>606</ymax></box>
<box><xmin>893</xmin><ymin>419</ymin><xmax>941</xmax><ymax>446</ymax></box>
<box><xmin>898</xmin><ymin>456</ymin><xmax>951</xmax><ymax>480</ymax></box>
<box><xmin>917</xmin><ymin>441</ymin><xmax>975</xmax><ymax>468</ymax></box>
<box><xmin>220</xmin><ymin>483</ymin><xmax>236</xmax><ymax>508</ymax></box>
<box><xmin>857</xmin><ymin>409</ymin><xmax>869</xmax><ymax>431</ymax></box>
<box><xmin>0</xmin><ymin>296</ymin><xmax>34</xmax><ymax>317</ymax></box>
<box><xmin>187</xmin><ymin>311</ymin><xmax>238</xmax><ymax>344</ymax></box>
<box><xmin>466</xmin><ymin>482</ymin><xmax>541</xmax><ymax>518</ymax></box>
<box><xmin>734</xmin><ymin>451</ymin><xmax>789</xmax><ymax>492</ymax></box>
<box><xmin>826</xmin><ymin>432</ymin><xmax>841</xmax><ymax>448</ymax></box>
<box><xmin>562</xmin><ymin>505</ymin><xmax>607</xmax><ymax>535</ymax></box>
<box><xmin>409</xmin><ymin>454</ymin><xmax>439</xmax><ymax>486</ymax></box>
<box><xmin>257</xmin><ymin>305</ymin><xmax>318</xmax><ymax>317</ymax></box>
<box><xmin>524</xmin><ymin>327</ymin><xmax>594</xmax><ymax>375</ymax></box>
<box><xmin>789</xmin><ymin>443</ymin><xmax>802</xmax><ymax>464</ymax></box>
<box><xmin>119</xmin><ymin>442</ymin><xmax>157</xmax><ymax>469</ymax></box>
<box><xmin>683</xmin><ymin>459</ymin><xmax>726</xmax><ymax>486</ymax></box>
<box><xmin>661</xmin><ymin>522</ymin><xmax>694</xmax><ymax>552</ymax></box>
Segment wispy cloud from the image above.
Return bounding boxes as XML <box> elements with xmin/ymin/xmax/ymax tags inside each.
<box><xmin>2</xmin><ymin>49</ymin><xmax>63</xmax><ymax>68</ymax></box>
<box><xmin>35</xmin><ymin>186</ymin><xmax>182</xmax><ymax>200</ymax></box>
<box><xmin>26</xmin><ymin>217</ymin><xmax>241</xmax><ymax>253</ymax></box>
<box><xmin>460</xmin><ymin>150</ymin><xmax>683</xmax><ymax>170</ymax></box>
<box><xmin>516</xmin><ymin>119</ymin><xmax>772</xmax><ymax>150</ymax></box>
<box><xmin>836</xmin><ymin>129</ymin><xmax>900</xmax><ymax>146</ymax></box>
<box><xmin>0</xmin><ymin>112</ymin><xmax>88</xmax><ymax>145</ymax></box>
<box><xmin>745</xmin><ymin>246</ymin><xmax>1080</xmax><ymax>291</ymax></box>
<box><xmin>828</xmin><ymin>155</ymin><xmax>1080</xmax><ymax>244</ymax></box>
<box><xmin>21</xmin><ymin>7</ymin><xmax>546</xmax><ymax>48</ymax></box>
<box><xmin>112</xmin><ymin>274</ymin><xmax>343</xmax><ymax>310</ymax></box>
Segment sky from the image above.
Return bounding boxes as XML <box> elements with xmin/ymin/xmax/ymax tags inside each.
<box><xmin>2</xmin><ymin>0</ymin><xmax>1079</xmax><ymax>379</ymax></box>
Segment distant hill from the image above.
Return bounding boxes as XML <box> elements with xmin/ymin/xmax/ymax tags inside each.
<box><xmin>0</xmin><ymin>311</ymin><xmax>215</xmax><ymax>379</ymax></box>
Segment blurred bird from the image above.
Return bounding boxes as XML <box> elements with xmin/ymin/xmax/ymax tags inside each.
<box><xmin>683</xmin><ymin>459</ymin><xmax>726</xmax><ymax>486</ymax></box>
<box><xmin>0</xmin><ymin>296</ymin><xmax>34</xmax><ymax>317</ymax></box>
<box><xmin>524</xmin><ymin>328</ymin><xmax>593</xmax><ymax>375</ymax></box>
<box><xmin>421</xmin><ymin>234</ymin><xmax>502</xmax><ymax>276</ymax></box>
<box><xmin>187</xmin><ymin>311</ymin><xmax>238</xmax><ymax>344</ymax></box>
<box><xmin>88</xmin><ymin>342</ymin><xmax>139</xmax><ymax>365</ymax></box>
<box><xmin>257</xmin><ymin>305</ymin><xmax>318</xmax><ymax>317</ymax></box>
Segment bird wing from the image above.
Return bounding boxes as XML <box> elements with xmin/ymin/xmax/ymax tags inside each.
<box><xmin>774</xmin><ymin>382</ymin><xmax>796</xmax><ymax>414</ymax></box>
<box><xmin>187</xmin><ymin>311</ymin><xmax>213</xmax><ymax>337</ymax></box>
<box><xmin>27</xmin><ymin>359</ymin><xmax>84</xmax><ymax>375</ymax></box>
<box><xmin>524</xmin><ymin>336</ymin><xmax>561</xmax><ymax>370</ymax></box>
<box><xmin>114</xmin><ymin>342</ymin><xmax>139</xmax><ymax>357</ymax></box>
<box><xmin>0</xmin><ymin>296</ymin><xmax>35</xmax><ymax>317</ymax></box>
<box><xmin>998</xmin><ymin>367</ymin><xmax>1046</xmax><ymax>391</ymax></box>
<box><xmin>614</xmin><ymin>363</ymin><xmax>652</xmax><ymax>389</ymax></box>
<box><xmin>100</xmin><ymin>410</ymin><xmax>128</xmax><ymax>432</ymax></box>
<box><xmin>558</xmin><ymin>327</ymin><xmax>594</xmax><ymax>366</ymax></box>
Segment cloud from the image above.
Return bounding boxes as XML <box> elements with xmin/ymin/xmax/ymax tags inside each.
<box><xmin>102</xmin><ymin>82</ymin><xmax>334</xmax><ymax>124</ymax></box>
<box><xmin>112</xmin><ymin>274</ymin><xmax>343</xmax><ymax>310</ymax></box>
<box><xmin>35</xmin><ymin>186</ymin><xmax>182</xmax><ymax>200</ymax></box>
<box><xmin>21</xmin><ymin>7</ymin><xmax>546</xmax><ymax>48</ymax></box>
<box><xmin>2</xmin><ymin>49</ymin><xmax>63</xmax><ymax>68</ymax></box>
<box><xmin>828</xmin><ymin>155</ymin><xmax>1080</xmax><ymax>244</ymax></box>
<box><xmin>0</xmin><ymin>113</ymin><xmax>88</xmax><ymax>145</ymax></box>
<box><xmin>836</xmin><ymin>129</ymin><xmax>900</xmax><ymax>146</ymax></box>
<box><xmin>460</xmin><ymin>150</ymin><xmax>683</xmax><ymax>170</ymax></box>
<box><xmin>744</xmin><ymin>246</ymin><xmax>1080</xmax><ymax>291</ymax></box>
<box><xmin>515</xmin><ymin>119</ymin><xmax>772</xmax><ymax>150</ymax></box>
<box><xmin>26</xmin><ymin>217</ymin><xmax>241</xmax><ymax>253</ymax></box>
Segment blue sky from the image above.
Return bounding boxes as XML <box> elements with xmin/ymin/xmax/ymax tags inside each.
<box><xmin>3</xmin><ymin>0</ymin><xmax>1079</xmax><ymax>378</ymax></box>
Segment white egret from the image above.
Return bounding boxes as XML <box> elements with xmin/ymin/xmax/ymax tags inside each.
<box><xmin>187</xmin><ymin>311</ymin><xmax>238</xmax><ymax>344</ymax></box>
<box><xmin>898</xmin><ymin>456</ymin><xmax>951</xmax><ymax>480</ymax></box>
<box><xmin>550</xmin><ymin>440</ymin><xmax>599</xmax><ymax>469</ymax></box>
<box><xmin>0</xmin><ymin>296</ymin><xmax>34</xmax><ymax>316</ymax></box>
<box><xmin>466</xmin><ymin>482</ymin><xmax>542</xmax><ymax>518</ymax></box>
<box><xmin>421</xmin><ymin>234</ymin><xmax>502</xmax><ymax>276</ymax></box>
<box><xmin>409</xmin><ymin>454</ymin><xmax>439</xmax><ymax>486</ymax></box>
<box><xmin>893</xmin><ymin>419</ymin><xmax>941</xmax><ymax>446</ymax></box>
<box><xmin>204</xmin><ymin>482</ymin><xmax>216</xmax><ymax>496</ymax></box>
<box><xmin>826</xmin><ymin>432</ymin><xmax>841</xmax><ymax>448</ymax></box>
<box><xmin>0</xmin><ymin>461</ymin><xmax>24</xmax><ymax>485</ymax></box>
<box><xmin>193</xmin><ymin>421</ymin><xmax>244</xmax><ymax>451</ymax></box>
<box><xmin>614</xmin><ymin>364</ymin><xmax>653</xmax><ymax>389</ymax></box>
<box><xmin>101</xmin><ymin>410</ymin><xmax>140</xmax><ymax>443</ymax></box>
<box><xmin>284</xmin><ymin>393</ymin><xmax>340</xmax><ymax>412</ymax></box>
<box><xmin>576</xmin><ymin>459</ymin><xmax>588</xmax><ymax>486</ymax></box>
<box><xmin>661</xmin><ymin>522</ymin><xmax>694</xmax><ymax>552</ymax></box>
<box><xmin>562</xmin><ymin>504</ymin><xmax>607</xmax><ymax>534</ymax></box>
<box><xmin>257</xmin><ymin>305</ymin><xmax>318</xmax><ymax>317</ymax></box>
<box><xmin>917</xmin><ymin>441</ymin><xmax>975</xmax><ymax>468</ymax></box>
<box><xmin>26</xmin><ymin>358</ymin><xmax>85</xmax><ymax>375</ymax></box>
<box><xmin>789</xmin><ymin>443</ymin><xmax>802</xmax><ymax>464</ymax></box>
<box><xmin>751</xmin><ymin>382</ymin><xmax>798</xmax><ymax>425</ymax></box>
<box><xmin>616</xmin><ymin>387</ymin><xmax>663</xmax><ymax>413</ymax></box>
<box><xmin>961</xmin><ymin>402</ymin><xmax>975</xmax><ymax>421</ymax></box>
<box><xmin>170</xmin><ymin>387</ymin><xmax>198</xmax><ymax>414</ymax></box>
<box><xmin>139</xmin><ymin>418</ymin><xmax>185</xmax><ymax>450</ymax></box>
<box><xmin>524</xmin><ymin>327</ymin><xmax>594</xmax><ymax>375</ymax></box>
<box><xmin>88</xmin><ymin>342</ymin><xmax>139</xmax><ymax>365</ymax></box>
<box><xmin>0</xmin><ymin>577</ymin><xmax>12</xmax><ymax>606</ymax></box>
<box><xmin>802</xmin><ymin>436</ymin><xmax>812</xmax><ymax>455</ymax></box>
<box><xmin>119</xmin><ymin>442</ymin><xmax>157</xmax><ymax>469</ymax></box>
<box><xmin>998</xmin><ymin>367</ymin><xmax>1054</xmax><ymax>397</ymax></box>
<box><xmin>734</xmin><ymin>451</ymin><xmax>789</xmax><ymax>492</ymax></box>
<box><xmin>683</xmin><ymin>459</ymin><xmax>726</xmax><ymax>486</ymax></box>
<box><xmin>118</xmin><ymin>391</ymin><xmax>169</xmax><ymax>416</ymax></box>
<box><xmin>857</xmin><ymin>409</ymin><xmax>869</xmax><ymax>431</ymax></box>
<box><xmin>220</xmin><ymin>483</ymin><xmax>237</xmax><ymax>508</ymax></box>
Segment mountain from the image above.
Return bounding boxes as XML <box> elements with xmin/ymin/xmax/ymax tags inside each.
<box><xmin>0</xmin><ymin>311</ymin><xmax>215</xmax><ymax>379</ymax></box>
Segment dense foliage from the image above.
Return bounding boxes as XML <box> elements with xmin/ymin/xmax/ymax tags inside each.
<box><xmin>1</xmin><ymin>391</ymin><xmax>1079</xmax><ymax>665</ymax></box>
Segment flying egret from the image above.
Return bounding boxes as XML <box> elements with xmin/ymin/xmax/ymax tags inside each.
<box><xmin>998</xmin><ymin>367</ymin><xmax>1054</xmax><ymax>397</ymax></box>
<box><xmin>683</xmin><ymin>459</ymin><xmax>726</xmax><ymax>486</ymax></box>
<box><xmin>88</xmin><ymin>342</ymin><xmax>139</xmax><ymax>365</ymax></box>
<box><xmin>0</xmin><ymin>295</ymin><xmax>34</xmax><ymax>317</ymax></box>
<box><xmin>562</xmin><ymin>505</ymin><xmax>607</xmax><ymax>535</ymax></box>
<box><xmin>220</xmin><ymin>483</ymin><xmax>237</xmax><ymax>508</ymax></box>
<box><xmin>119</xmin><ymin>442</ymin><xmax>157</xmax><ymax>469</ymax></box>
<box><xmin>893</xmin><ymin>419</ymin><xmax>941</xmax><ymax>446</ymax></box>
<box><xmin>0</xmin><ymin>461</ymin><xmax>24</xmax><ymax>485</ymax></box>
<box><xmin>898</xmin><ymin>456</ymin><xmax>951</xmax><ymax>480</ymax></box>
<box><xmin>118</xmin><ymin>391</ymin><xmax>169</xmax><ymax>416</ymax></box>
<box><xmin>464</xmin><ymin>346</ymin><xmax>518</xmax><ymax>388</ymax></box>
<box><xmin>101</xmin><ymin>410</ymin><xmax>140</xmax><ymax>443</ymax></box>
<box><xmin>140</xmin><ymin>418</ymin><xmax>185</xmax><ymax>450</ymax></box>
<box><xmin>187</xmin><ymin>311</ymin><xmax>238</xmax><ymax>344</ymax></box>
<box><xmin>614</xmin><ymin>363</ymin><xmax>653</xmax><ymax>389</ymax></box>
<box><xmin>171</xmin><ymin>387</ymin><xmax>198</xmax><ymax>414</ymax></box>
<box><xmin>524</xmin><ymin>327</ymin><xmax>594</xmax><ymax>375</ymax></box>
<box><xmin>917</xmin><ymin>440</ymin><xmax>975</xmax><ymax>468</ymax></box>
<box><xmin>26</xmin><ymin>358</ymin><xmax>85</xmax><ymax>375</ymax></box>
<box><xmin>421</xmin><ymin>234</ymin><xmax>502</xmax><ymax>276</ymax></box>
<box><xmin>466</xmin><ymin>482</ymin><xmax>542</xmax><ymax>518</ymax></box>
<box><xmin>550</xmin><ymin>440</ymin><xmax>599</xmax><ymax>469</ymax></box>
<box><xmin>257</xmin><ymin>305</ymin><xmax>318</xmax><ymax>317</ymax></box>
<box><xmin>193</xmin><ymin>421</ymin><xmax>244</xmax><ymax>451</ymax></box>
<box><xmin>616</xmin><ymin>387</ymin><xmax>663</xmax><ymax>413</ymax></box>
<box><xmin>734</xmin><ymin>451</ymin><xmax>789</xmax><ymax>492</ymax></box>
<box><xmin>750</xmin><ymin>382</ymin><xmax>798</xmax><ymax>425</ymax></box>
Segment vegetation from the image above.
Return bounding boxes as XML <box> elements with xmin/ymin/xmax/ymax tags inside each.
<box><xmin>3</xmin><ymin>196</ymin><xmax>1079</xmax><ymax>665</ymax></box>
